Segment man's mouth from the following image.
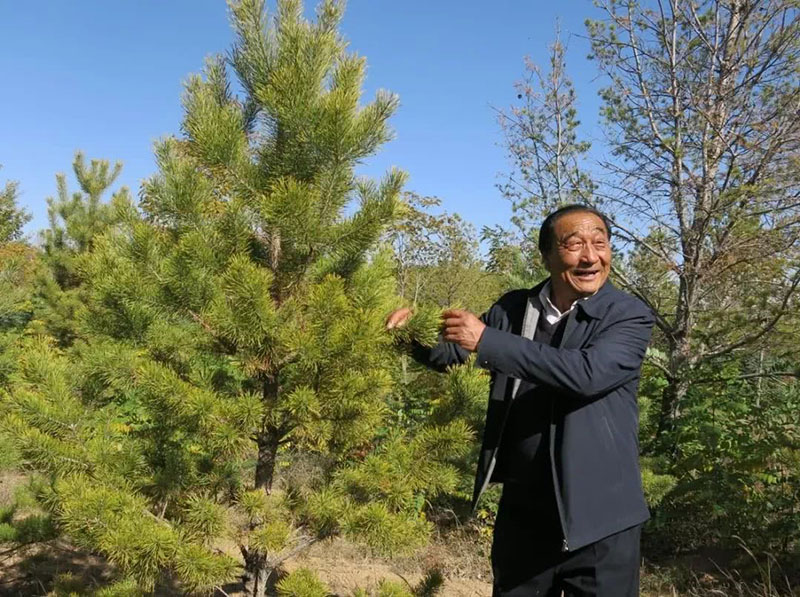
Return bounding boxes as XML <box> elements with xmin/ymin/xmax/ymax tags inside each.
<box><xmin>573</xmin><ymin>270</ymin><xmax>599</xmax><ymax>280</ymax></box>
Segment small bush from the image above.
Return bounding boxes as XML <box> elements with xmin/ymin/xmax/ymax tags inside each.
<box><xmin>276</xmin><ymin>568</ymin><xmax>330</xmax><ymax>597</ymax></box>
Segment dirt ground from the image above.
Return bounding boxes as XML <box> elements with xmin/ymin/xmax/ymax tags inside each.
<box><xmin>1</xmin><ymin>470</ymin><xmax>493</xmax><ymax>596</ymax></box>
<box><xmin>2</xmin><ymin>472</ymin><xmax>798</xmax><ymax>596</ymax></box>
<box><xmin>3</xmin><ymin>532</ymin><xmax>797</xmax><ymax>597</ymax></box>
<box><xmin>0</xmin><ymin>537</ymin><xmax>492</xmax><ymax>596</ymax></box>
<box><xmin>283</xmin><ymin>537</ymin><xmax>492</xmax><ymax>596</ymax></box>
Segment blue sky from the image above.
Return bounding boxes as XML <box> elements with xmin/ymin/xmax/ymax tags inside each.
<box><xmin>1</xmin><ymin>1</ymin><xmax>605</xmax><ymax>238</ymax></box>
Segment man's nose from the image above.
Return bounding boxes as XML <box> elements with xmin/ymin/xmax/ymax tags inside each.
<box><xmin>579</xmin><ymin>242</ymin><xmax>599</xmax><ymax>263</ymax></box>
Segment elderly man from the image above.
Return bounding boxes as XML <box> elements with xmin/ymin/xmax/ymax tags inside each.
<box><xmin>386</xmin><ymin>205</ymin><xmax>654</xmax><ymax>596</ymax></box>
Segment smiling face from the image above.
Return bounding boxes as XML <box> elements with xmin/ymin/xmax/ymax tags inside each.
<box><xmin>543</xmin><ymin>211</ymin><xmax>611</xmax><ymax>311</ymax></box>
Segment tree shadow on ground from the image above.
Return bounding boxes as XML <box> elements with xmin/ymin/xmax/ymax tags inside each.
<box><xmin>0</xmin><ymin>540</ymin><xmax>113</xmax><ymax>596</ymax></box>
<box><xmin>0</xmin><ymin>540</ymin><xmax>192</xmax><ymax>596</ymax></box>
<box><xmin>0</xmin><ymin>541</ymin><xmax>270</xmax><ymax>596</ymax></box>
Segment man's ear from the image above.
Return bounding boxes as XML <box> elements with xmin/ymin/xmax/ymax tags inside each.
<box><xmin>541</xmin><ymin>251</ymin><xmax>552</xmax><ymax>274</ymax></box>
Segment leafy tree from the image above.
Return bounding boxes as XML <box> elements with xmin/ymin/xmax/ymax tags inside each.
<box><xmin>582</xmin><ymin>0</ymin><xmax>800</xmax><ymax>559</ymax></box>
<box><xmin>481</xmin><ymin>224</ymin><xmax>547</xmax><ymax>292</ymax></box>
<box><xmin>0</xmin><ymin>170</ymin><xmax>34</xmax><ymax>342</ymax></box>
<box><xmin>2</xmin><ymin>1</ymin><xmax>469</xmax><ymax>594</ymax></box>
<box><xmin>389</xmin><ymin>192</ymin><xmax>499</xmax><ymax>312</ymax></box>
<box><xmin>0</xmin><ymin>170</ymin><xmax>35</xmax><ymax>471</ymax></box>
<box><xmin>648</xmin><ymin>369</ymin><xmax>800</xmax><ymax>555</ymax></box>
<box><xmin>489</xmin><ymin>30</ymin><xmax>591</xmax><ymax>298</ymax></box>
<box><xmin>0</xmin><ymin>167</ymin><xmax>31</xmax><ymax>244</ymax></box>
<box><xmin>0</xmin><ymin>241</ymin><xmax>37</xmax><ymax>468</ymax></box>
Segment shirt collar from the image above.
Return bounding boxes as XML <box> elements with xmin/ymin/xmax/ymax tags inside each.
<box><xmin>538</xmin><ymin>281</ymin><xmax>578</xmax><ymax>325</ymax></box>
<box><xmin>536</xmin><ymin>279</ymin><xmax>611</xmax><ymax>322</ymax></box>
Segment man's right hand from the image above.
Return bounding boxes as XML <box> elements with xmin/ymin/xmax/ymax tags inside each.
<box><xmin>385</xmin><ymin>307</ymin><xmax>413</xmax><ymax>330</ymax></box>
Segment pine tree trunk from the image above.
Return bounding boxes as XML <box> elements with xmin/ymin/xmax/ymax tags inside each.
<box><xmin>657</xmin><ymin>375</ymin><xmax>688</xmax><ymax>439</ymax></box>
<box><xmin>242</xmin><ymin>429</ymin><xmax>281</xmax><ymax>596</ymax></box>
<box><xmin>244</xmin><ymin>372</ymin><xmax>284</xmax><ymax>595</ymax></box>
<box><xmin>255</xmin><ymin>372</ymin><xmax>283</xmax><ymax>491</ymax></box>
<box><xmin>255</xmin><ymin>427</ymin><xmax>280</xmax><ymax>492</ymax></box>
<box><xmin>657</xmin><ymin>336</ymin><xmax>692</xmax><ymax>443</ymax></box>
<box><xmin>242</xmin><ymin>548</ymin><xmax>276</xmax><ymax>597</ymax></box>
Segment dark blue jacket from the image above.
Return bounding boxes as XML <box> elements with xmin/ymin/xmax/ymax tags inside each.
<box><xmin>411</xmin><ymin>280</ymin><xmax>654</xmax><ymax>551</ymax></box>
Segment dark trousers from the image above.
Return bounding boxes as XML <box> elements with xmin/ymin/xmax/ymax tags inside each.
<box><xmin>491</xmin><ymin>484</ymin><xmax>641</xmax><ymax>596</ymax></box>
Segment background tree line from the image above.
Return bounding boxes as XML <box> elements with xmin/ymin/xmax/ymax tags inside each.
<box><xmin>0</xmin><ymin>0</ymin><xmax>798</xmax><ymax>595</ymax></box>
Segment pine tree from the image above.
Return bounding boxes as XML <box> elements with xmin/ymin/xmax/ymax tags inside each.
<box><xmin>491</xmin><ymin>32</ymin><xmax>591</xmax><ymax>291</ymax></box>
<box><xmin>497</xmin><ymin>31</ymin><xmax>594</xmax><ymax>224</ymax></box>
<box><xmin>3</xmin><ymin>1</ymin><xmax>469</xmax><ymax>594</ymax></box>
<box><xmin>585</xmin><ymin>0</ymin><xmax>800</xmax><ymax>438</ymax></box>
<box><xmin>34</xmin><ymin>152</ymin><xmax>130</xmax><ymax>346</ymax></box>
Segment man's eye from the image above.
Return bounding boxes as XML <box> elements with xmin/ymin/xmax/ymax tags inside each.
<box><xmin>593</xmin><ymin>240</ymin><xmax>608</xmax><ymax>249</ymax></box>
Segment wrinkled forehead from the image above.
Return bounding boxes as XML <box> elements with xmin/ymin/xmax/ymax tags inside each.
<box><xmin>554</xmin><ymin>212</ymin><xmax>609</xmax><ymax>239</ymax></box>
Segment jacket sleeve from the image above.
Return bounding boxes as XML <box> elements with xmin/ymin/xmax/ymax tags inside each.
<box><xmin>475</xmin><ymin>302</ymin><xmax>654</xmax><ymax>399</ymax></box>
<box><xmin>409</xmin><ymin>306</ymin><xmax>496</xmax><ymax>373</ymax></box>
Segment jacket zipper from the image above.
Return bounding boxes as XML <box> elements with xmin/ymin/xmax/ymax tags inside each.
<box><xmin>549</xmin><ymin>399</ymin><xmax>570</xmax><ymax>552</ymax></box>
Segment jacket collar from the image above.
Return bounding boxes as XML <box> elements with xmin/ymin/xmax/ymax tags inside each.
<box><xmin>529</xmin><ymin>279</ymin><xmax>615</xmax><ymax>320</ymax></box>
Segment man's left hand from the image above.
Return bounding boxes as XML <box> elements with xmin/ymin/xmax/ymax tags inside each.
<box><xmin>442</xmin><ymin>309</ymin><xmax>486</xmax><ymax>352</ymax></box>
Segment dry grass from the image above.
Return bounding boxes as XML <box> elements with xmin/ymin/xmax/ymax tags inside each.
<box><xmin>284</xmin><ymin>531</ymin><xmax>492</xmax><ymax>597</ymax></box>
<box><xmin>642</xmin><ymin>541</ymin><xmax>799</xmax><ymax>597</ymax></box>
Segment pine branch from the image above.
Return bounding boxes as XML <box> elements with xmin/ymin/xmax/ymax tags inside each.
<box><xmin>693</xmin><ymin>371</ymin><xmax>800</xmax><ymax>384</ymax></box>
<box><xmin>700</xmin><ymin>268</ymin><xmax>800</xmax><ymax>360</ymax></box>
<box><xmin>610</xmin><ymin>265</ymin><xmax>673</xmax><ymax>336</ymax></box>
